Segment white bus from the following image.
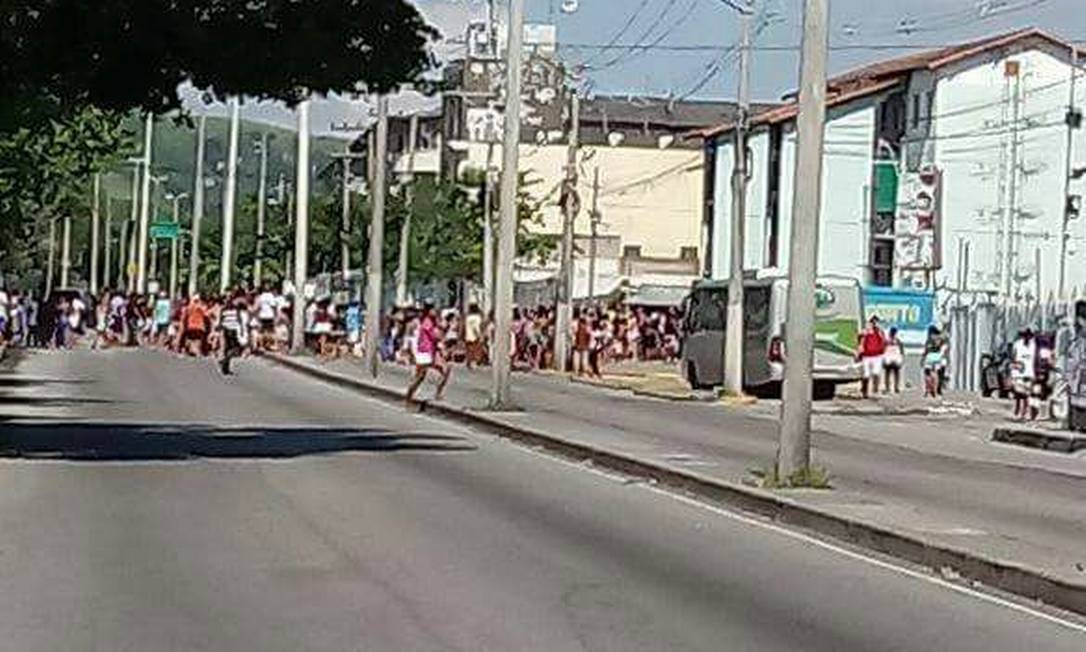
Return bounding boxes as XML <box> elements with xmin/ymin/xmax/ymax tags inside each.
<box><xmin>680</xmin><ymin>274</ymin><xmax>864</xmax><ymax>399</ymax></box>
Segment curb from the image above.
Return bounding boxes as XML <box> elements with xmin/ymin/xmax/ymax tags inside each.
<box><xmin>265</xmin><ymin>352</ymin><xmax>1086</xmax><ymax>617</ymax></box>
<box><xmin>992</xmin><ymin>426</ymin><xmax>1086</xmax><ymax>454</ymax></box>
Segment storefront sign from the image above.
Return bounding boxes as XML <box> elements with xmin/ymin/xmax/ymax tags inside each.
<box><xmin>862</xmin><ymin>287</ymin><xmax>935</xmax><ymax>347</ymax></box>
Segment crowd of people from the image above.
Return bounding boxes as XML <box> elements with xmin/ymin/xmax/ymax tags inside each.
<box><xmin>377</xmin><ymin>303</ymin><xmax>684</xmax><ymax>377</ymax></box>
<box><xmin>0</xmin><ymin>284</ymin><xmax>685</xmax><ymax>383</ymax></box>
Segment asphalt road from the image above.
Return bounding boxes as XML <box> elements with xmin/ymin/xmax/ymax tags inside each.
<box><xmin>0</xmin><ymin>348</ymin><xmax>1083</xmax><ymax>651</ymax></box>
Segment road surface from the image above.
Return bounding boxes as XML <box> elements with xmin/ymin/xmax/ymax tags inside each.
<box><xmin>0</xmin><ymin>348</ymin><xmax>1083</xmax><ymax>651</ymax></box>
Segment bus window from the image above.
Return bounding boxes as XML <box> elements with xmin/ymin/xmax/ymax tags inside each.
<box><xmin>689</xmin><ymin>289</ymin><xmax>726</xmax><ymax>332</ymax></box>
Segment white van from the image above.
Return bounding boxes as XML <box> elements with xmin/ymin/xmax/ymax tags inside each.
<box><xmin>680</xmin><ymin>274</ymin><xmax>864</xmax><ymax>399</ymax></box>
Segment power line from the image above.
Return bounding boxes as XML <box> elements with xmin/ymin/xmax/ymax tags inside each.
<box><xmin>559</xmin><ymin>39</ymin><xmax>1086</xmax><ymax>53</ymax></box>
<box><xmin>584</xmin><ymin>0</ymin><xmax>698</xmax><ymax>74</ymax></box>
<box><xmin>577</xmin><ymin>0</ymin><xmax>654</xmax><ymax>69</ymax></box>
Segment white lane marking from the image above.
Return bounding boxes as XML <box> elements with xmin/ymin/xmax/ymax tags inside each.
<box><xmin>511</xmin><ymin>444</ymin><xmax>1086</xmax><ymax>636</ymax></box>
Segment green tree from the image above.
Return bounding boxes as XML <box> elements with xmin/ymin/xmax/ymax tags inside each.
<box><xmin>0</xmin><ymin>1</ymin><xmax>438</xmax><ymax>132</ymax></box>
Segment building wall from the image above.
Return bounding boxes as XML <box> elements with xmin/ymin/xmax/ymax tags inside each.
<box><xmin>711</xmin><ymin>107</ymin><xmax>875</xmax><ymax>281</ymax></box>
<box><xmin>933</xmin><ymin>47</ymin><xmax>1086</xmax><ymax>298</ymax></box>
<box><xmin>454</xmin><ymin>140</ymin><xmax>704</xmax><ymax>262</ymax></box>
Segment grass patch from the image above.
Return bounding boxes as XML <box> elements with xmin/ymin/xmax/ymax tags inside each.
<box><xmin>749</xmin><ymin>465</ymin><xmax>833</xmax><ymax>490</ymax></box>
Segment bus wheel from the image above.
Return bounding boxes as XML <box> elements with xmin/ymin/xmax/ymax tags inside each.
<box><xmin>1070</xmin><ymin>405</ymin><xmax>1086</xmax><ymax>433</ymax></box>
<box><xmin>686</xmin><ymin>362</ymin><xmax>708</xmax><ymax>390</ymax></box>
<box><xmin>813</xmin><ymin>382</ymin><xmax>836</xmax><ymax>401</ymax></box>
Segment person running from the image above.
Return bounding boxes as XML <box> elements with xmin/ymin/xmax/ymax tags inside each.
<box><xmin>857</xmin><ymin>315</ymin><xmax>887</xmax><ymax>398</ymax></box>
<box><xmin>218</xmin><ymin>295</ymin><xmax>249</xmax><ymax>375</ymax></box>
<box><xmin>406</xmin><ymin>302</ymin><xmax>451</xmax><ymax>406</ymax></box>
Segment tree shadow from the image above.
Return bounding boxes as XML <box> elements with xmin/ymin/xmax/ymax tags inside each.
<box><xmin>0</xmin><ymin>395</ymin><xmax>115</xmax><ymax>406</ymax></box>
<box><xmin>0</xmin><ymin>377</ymin><xmax>95</xmax><ymax>388</ymax></box>
<box><xmin>0</xmin><ymin>423</ymin><xmax>476</xmax><ymax>461</ymax></box>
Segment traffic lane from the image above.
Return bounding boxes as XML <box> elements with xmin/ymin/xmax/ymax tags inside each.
<box><xmin>0</xmin><ymin>351</ymin><xmax>1082</xmax><ymax>650</ymax></box>
<box><xmin>384</xmin><ymin>361</ymin><xmax>1086</xmax><ymax>555</ymax></box>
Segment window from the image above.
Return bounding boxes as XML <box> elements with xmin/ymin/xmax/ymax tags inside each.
<box><xmin>911</xmin><ymin>94</ymin><xmax>920</xmax><ymax>129</ymax></box>
<box><xmin>926</xmin><ymin>90</ymin><xmax>936</xmax><ymax>123</ymax></box>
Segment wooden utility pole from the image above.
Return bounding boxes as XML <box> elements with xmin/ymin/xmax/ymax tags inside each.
<box><xmin>777</xmin><ymin>0</ymin><xmax>828</xmax><ymax>479</ymax></box>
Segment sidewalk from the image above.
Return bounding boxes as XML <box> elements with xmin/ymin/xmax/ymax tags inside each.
<box><xmin>266</xmin><ymin>353</ymin><xmax>1086</xmax><ymax>612</ymax></box>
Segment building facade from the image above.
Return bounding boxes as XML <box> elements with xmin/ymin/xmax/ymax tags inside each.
<box><xmin>698</xmin><ymin>29</ymin><xmax>1086</xmax><ymax>304</ymax></box>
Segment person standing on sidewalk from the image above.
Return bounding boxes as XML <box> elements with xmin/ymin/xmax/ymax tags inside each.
<box><xmin>882</xmin><ymin>327</ymin><xmax>904</xmax><ymax>394</ymax></box>
<box><xmin>1011</xmin><ymin>328</ymin><xmax>1038</xmax><ymax>420</ymax></box>
<box><xmin>406</xmin><ymin>302</ymin><xmax>451</xmax><ymax>407</ymax></box>
<box><xmin>464</xmin><ymin>303</ymin><xmax>485</xmax><ymax>368</ymax></box>
<box><xmin>858</xmin><ymin>315</ymin><xmax>887</xmax><ymax>398</ymax></box>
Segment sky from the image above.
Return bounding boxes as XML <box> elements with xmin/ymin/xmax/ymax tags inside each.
<box><xmin>182</xmin><ymin>0</ymin><xmax>1085</xmax><ymax>136</ymax></box>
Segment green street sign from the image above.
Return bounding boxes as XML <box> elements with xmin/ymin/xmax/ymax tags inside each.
<box><xmin>150</xmin><ymin>221</ymin><xmax>180</xmax><ymax>240</ymax></box>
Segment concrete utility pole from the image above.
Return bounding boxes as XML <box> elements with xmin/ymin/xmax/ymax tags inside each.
<box><xmin>136</xmin><ymin>113</ymin><xmax>154</xmax><ymax>293</ymax></box>
<box><xmin>363</xmin><ymin>95</ymin><xmax>390</xmax><ymax>378</ymax></box>
<box><xmin>90</xmin><ymin>173</ymin><xmax>101</xmax><ymax>295</ymax></box>
<box><xmin>189</xmin><ymin>113</ymin><xmax>207</xmax><ymax>298</ymax></box>
<box><xmin>1001</xmin><ymin>64</ymin><xmax>1022</xmax><ymax>298</ymax></box>
<box><xmin>221</xmin><ymin>97</ymin><xmax>241</xmax><ymax>294</ymax></box>
<box><xmin>1059</xmin><ymin>49</ymin><xmax>1079</xmax><ymax>299</ymax></box>
<box><xmin>555</xmin><ymin>92</ymin><xmax>580</xmax><ymax>373</ymax></box>
<box><xmin>104</xmin><ymin>196</ymin><xmax>113</xmax><ymax>290</ymax></box>
<box><xmin>777</xmin><ymin>0</ymin><xmax>828</xmax><ymax>479</ymax></box>
<box><xmin>723</xmin><ymin>5</ymin><xmax>754</xmax><ymax>397</ymax></box>
<box><xmin>588</xmin><ymin>167</ymin><xmax>601</xmax><ymax>303</ymax></box>
<box><xmin>255</xmin><ymin>132</ymin><xmax>271</xmax><ymax>288</ymax></box>
<box><xmin>483</xmin><ymin>143</ymin><xmax>496</xmax><ymax>313</ymax></box>
<box><xmin>127</xmin><ymin>162</ymin><xmax>140</xmax><ymax>293</ymax></box>
<box><xmin>147</xmin><ymin>174</ymin><xmax>168</xmax><ymax>285</ymax></box>
<box><xmin>60</xmin><ymin>214</ymin><xmax>71</xmax><ymax>288</ymax></box>
<box><xmin>396</xmin><ymin>114</ymin><xmax>420</xmax><ymax>306</ymax></box>
<box><xmin>340</xmin><ymin>141</ymin><xmax>353</xmax><ymax>280</ymax></box>
<box><xmin>491</xmin><ymin>0</ymin><xmax>527</xmax><ymax>409</ymax></box>
<box><xmin>45</xmin><ymin>218</ymin><xmax>56</xmax><ymax>297</ymax></box>
<box><xmin>290</xmin><ymin>100</ymin><xmax>311</xmax><ymax>354</ymax></box>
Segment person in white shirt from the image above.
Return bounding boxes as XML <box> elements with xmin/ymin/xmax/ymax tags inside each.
<box><xmin>1011</xmin><ymin>328</ymin><xmax>1038</xmax><ymax>420</ymax></box>
<box><xmin>255</xmin><ymin>288</ymin><xmax>277</xmax><ymax>349</ymax></box>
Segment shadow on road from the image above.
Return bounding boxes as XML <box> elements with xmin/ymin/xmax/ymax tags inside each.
<box><xmin>0</xmin><ymin>376</ymin><xmax>95</xmax><ymax>388</ymax></box>
<box><xmin>0</xmin><ymin>395</ymin><xmax>115</xmax><ymax>407</ymax></box>
<box><xmin>0</xmin><ymin>423</ymin><xmax>476</xmax><ymax>461</ymax></box>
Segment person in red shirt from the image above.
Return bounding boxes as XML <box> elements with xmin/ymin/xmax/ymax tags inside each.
<box><xmin>858</xmin><ymin>315</ymin><xmax>887</xmax><ymax>398</ymax></box>
<box><xmin>406</xmin><ymin>302</ymin><xmax>452</xmax><ymax>407</ymax></box>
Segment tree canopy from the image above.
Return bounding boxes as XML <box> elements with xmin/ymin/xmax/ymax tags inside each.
<box><xmin>0</xmin><ymin>0</ymin><xmax>439</xmax><ymax>131</ymax></box>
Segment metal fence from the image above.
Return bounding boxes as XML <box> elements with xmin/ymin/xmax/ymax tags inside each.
<box><xmin>943</xmin><ymin>292</ymin><xmax>1079</xmax><ymax>392</ymax></box>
